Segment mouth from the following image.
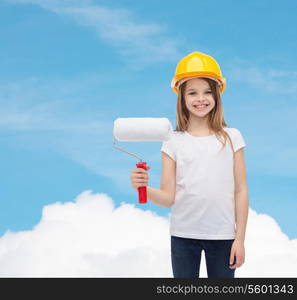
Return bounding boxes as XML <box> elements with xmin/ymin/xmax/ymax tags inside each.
<box><xmin>193</xmin><ymin>104</ymin><xmax>209</xmax><ymax>111</ymax></box>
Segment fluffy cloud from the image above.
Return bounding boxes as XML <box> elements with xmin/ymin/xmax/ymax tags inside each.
<box><xmin>7</xmin><ymin>0</ymin><xmax>181</xmax><ymax>66</ymax></box>
<box><xmin>0</xmin><ymin>190</ymin><xmax>296</xmax><ymax>277</ymax></box>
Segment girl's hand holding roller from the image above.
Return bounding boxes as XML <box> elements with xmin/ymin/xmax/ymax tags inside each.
<box><xmin>130</xmin><ymin>168</ymin><xmax>149</xmax><ymax>192</ymax></box>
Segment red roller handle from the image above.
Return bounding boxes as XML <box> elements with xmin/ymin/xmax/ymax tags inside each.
<box><xmin>136</xmin><ymin>161</ymin><xmax>150</xmax><ymax>204</ymax></box>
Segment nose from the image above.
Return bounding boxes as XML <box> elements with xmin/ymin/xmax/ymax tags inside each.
<box><xmin>196</xmin><ymin>93</ymin><xmax>206</xmax><ymax>101</ymax></box>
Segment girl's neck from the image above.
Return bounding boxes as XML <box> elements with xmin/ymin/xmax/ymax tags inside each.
<box><xmin>187</xmin><ymin>116</ymin><xmax>212</xmax><ymax>135</ymax></box>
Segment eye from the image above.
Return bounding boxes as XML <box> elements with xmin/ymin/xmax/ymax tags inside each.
<box><xmin>188</xmin><ymin>91</ymin><xmax>212</xmax><ymax>95</ymax></box>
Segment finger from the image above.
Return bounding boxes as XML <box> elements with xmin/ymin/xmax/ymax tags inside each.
<box><xmin>134</xmin><ymin>168</ymin><xmax>145</xmax><ymax>173</ymax></box>
<box><xmin>236</xmin><ymin>257</ymin><xmax>244</xmax><ymax>267</ymax></box>
<box><xmin>136</xmin><ymin>179</ymin><xmax>147</xmax><ymax>183</ymax></box>
<box><xmin>133</xmin><ymin>172</ymin><xmax>146</xmax><ymax>177</ymax></box>
<box><xmin>229</xmin><ymin>257</ymin><xmax>243</xmax><ymax>269</ymax></box>
<box><xmin>229</xmin><ymin>252</ymin><xmax>235</xmax><ymax>266</ymax></box>
<box><xmin>237</xmin><ymin>256</ymin><xmax>244</xmax><ymax>263</ymax></box>
<box><xmin>140</xmin><ymin>172</ymin><xmax>149</xmax><ymax>177</ymax></box>
<box><xmin>229</xmin><ymin>262</ymin><xmax>241</xmax><ymax>269</ymax></box>
<box><xmin>138</xmin><ymin>172</ymin><xmax>148</xmax><ymax>176</ymax></box>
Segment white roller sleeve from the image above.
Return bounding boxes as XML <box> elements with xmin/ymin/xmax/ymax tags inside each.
<box><xmin>113</xmin><ymin>117</ymin><xmax>173</xmax><ymax>142</ymax></box>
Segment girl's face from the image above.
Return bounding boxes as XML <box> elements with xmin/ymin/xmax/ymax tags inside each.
<box><xmin>183</xmin><ymin>78</ymin><xmax>215</xmax><ymax>117</ymax></box>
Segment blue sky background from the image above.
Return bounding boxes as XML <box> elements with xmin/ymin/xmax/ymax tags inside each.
<box><xmin>0</xmin><ymin>0</ymin><xmax>296</xmax><ymax>239</ymax></box>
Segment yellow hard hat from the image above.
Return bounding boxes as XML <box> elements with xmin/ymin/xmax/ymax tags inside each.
<box><xmin>171</xmin><ymin>51</ymin><xmax>227</xmax><ymax>94</ymax></box>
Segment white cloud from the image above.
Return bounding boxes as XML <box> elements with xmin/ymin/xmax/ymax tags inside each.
<box><xmin>7</xmin><ymin>0</ymin><xmax>92</xmax><ymax>9</ymax></box>
<box><xmin>227</xmin><ymin>59</ymin><xmax>297</xmax><ymax>94</ymax></box>
<box><xmin>0</xmin><ymin>190</ymin><xmax>296</xmax><ymax>277</ymax></box>
<box><xmin>0</xmin><ymin>191</ymin><xmax>172</xmax><ymax>277</ymax></box>
<box><xmin>0</xmin><ymin>74</ymin><xmax>112</xmax><ymax>130</ymax></box>
<box><xmin>7</xmin><ymin>0</ymin><xmax>182</xmax><ymax>67</ymax></box>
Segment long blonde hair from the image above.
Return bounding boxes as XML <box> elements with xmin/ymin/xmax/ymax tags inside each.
<box><xmin>175</xmin><ymin>77</ymin><xmax>235</xmax><ymax>154</ymax></box>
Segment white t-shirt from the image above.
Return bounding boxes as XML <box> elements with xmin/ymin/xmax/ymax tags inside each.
<box><xmin>160</xmin><ymin>127</ymin><xmax>246</xmax><ymax>240</ymax></box>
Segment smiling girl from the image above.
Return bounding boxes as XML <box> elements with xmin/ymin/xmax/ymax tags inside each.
<box><xmin>131</xmin><ymin>51</ymin><xmax>249</xmax><ymax>278</ymax></box>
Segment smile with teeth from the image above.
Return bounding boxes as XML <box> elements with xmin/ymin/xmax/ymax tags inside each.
<box><xmin>193</xmin><ymin>104</ymin><xmax>209</xmax><ymax>110</ymax></box>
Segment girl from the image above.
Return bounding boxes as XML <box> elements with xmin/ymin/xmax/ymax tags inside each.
<box><xmin>130</xmin><ymin>51</ymin><xmax>249</xmax><ymax>278</ymax></box>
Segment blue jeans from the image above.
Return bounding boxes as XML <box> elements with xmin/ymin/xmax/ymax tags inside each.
<box><xmin>171</xmin><ymin>235</ymin><xmax>236</xmax><ymax>278</ymax></box>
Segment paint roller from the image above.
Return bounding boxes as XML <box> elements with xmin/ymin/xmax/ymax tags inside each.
<box><xmin>113</xmin><ymin>117</ymin><xmax>173</xmax><ymax>204</ymax></box>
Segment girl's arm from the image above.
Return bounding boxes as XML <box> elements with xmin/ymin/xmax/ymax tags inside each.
<box><xmin>147</xmin><ymin>152</ymin><xmax>176</xmax><ymax>208</ymax></box>
<box><xmin>229</xmin><ymin>148</ymin><xmax>249</xmax><ymax>269</ymax></box>
<box><xmin>234</xmin><ymin>189</ymin><xmax>249</xmax><ymax>241</ymax></box>
<box><xmin>147</xmin><ymin>187</ymin><xmax>173</xmax><ymax>208</ymax></box>
<box><xmin>234</xmin><ymin>148</ymin><xmax>249</xmax><ymax>242</ymax></box>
